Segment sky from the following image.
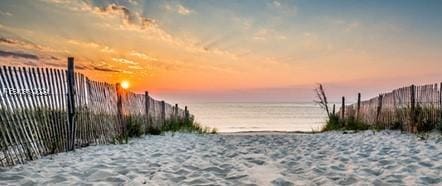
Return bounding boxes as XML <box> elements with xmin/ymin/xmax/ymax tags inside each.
<box><xmin>0</xmin><ymin>0</ymin><xmax>441</xmax><ymax>103</ymax></box>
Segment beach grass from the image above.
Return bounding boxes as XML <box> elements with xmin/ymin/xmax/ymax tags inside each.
<box><xmin>160</xmin><ymin>115</ymin><xmax>217</xmax><ymax>134</ymax></box>
<box><xmin>322</xmin><ymin>114</ymin><xmax>370</xmax><ymax>132</ymax></box>
<box><xmin>126</xmin><ymin>114</ymin><xmax>217</xmax><ymax>136</ymax></box>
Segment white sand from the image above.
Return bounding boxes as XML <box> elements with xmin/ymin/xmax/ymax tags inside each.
<box><xmin>0</xmin><ymin>131</ymin><xmax>441</xmax><ymax>185</ymax></box>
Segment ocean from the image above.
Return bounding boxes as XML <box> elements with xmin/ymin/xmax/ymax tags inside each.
<box><xmin>185</xmin><ymin>102</ymin><xmax>328</xmax><ymax>132</ymax></box>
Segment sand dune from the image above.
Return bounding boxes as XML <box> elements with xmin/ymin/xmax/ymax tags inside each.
<box><xmin>0</xmin><ymin>131</ymin><xmax>441</xmax><ymax>185</ymax></box>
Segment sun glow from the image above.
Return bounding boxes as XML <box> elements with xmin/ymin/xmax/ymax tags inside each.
<box><xmin>121</xmin><ymin>80</ymin><xmax>130</xmax><ymax>89</ymax></box>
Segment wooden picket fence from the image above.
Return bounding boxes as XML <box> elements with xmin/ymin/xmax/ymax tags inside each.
<box><xmin>0</xmin><ymin>58</ymin><xmax>191</xmax><ymax>167</ymax></box>
<box><xmin>338</xmin><ymin>83</ymin><xmax>442</xmax><ymax>133</ymax></box>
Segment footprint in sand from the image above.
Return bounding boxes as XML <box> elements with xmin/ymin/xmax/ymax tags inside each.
<box><xmin>271</xmin><ymin>177</ymin><xmax>294</xmax><ymax>186</ymax></box>
<box><xmin>336</xmin><ymin>175</ymin><xmax>358</xmax><ymax>185</ymax></box>
<box><xmin>225</xmin><ymin>172</ymin><xmax>248</xmax><ymax>180</ymax></box>
<box><xmin>361</xmin><ymin>168</ymin><xmax>383</xmax><ymax>176</ymax></box>
<box><xmin>418</xmin><ymin>161</ymin><xmax>433</xmax><ymax>168</ymax></box>
<box><xmin>244</xmin><ymin>157</ymin><xmax>266</xmax><ymax>166</ymax></box>
<box><xmin>420</xmin><ymin>176</ymin><xmax>441</xmax><ymax>184</ymax></box>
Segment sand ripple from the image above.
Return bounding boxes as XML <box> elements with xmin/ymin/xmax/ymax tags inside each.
<box><xmin>0</xmin><ymin>131</ymin><xmax>441</xmax><ymax>185</ymax></box>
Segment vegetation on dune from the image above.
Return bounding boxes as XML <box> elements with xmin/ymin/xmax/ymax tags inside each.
<box><xmin>322</xmin><ymin>113</ymin><xmax>341</xmax><ymax>131</ymax></box>
<box><xmin>161</xmin><ymin>115</ymin><xmax>217</xmax><ymax>134</ymax></box>
<box><xmin>436</xmin><ymin>121</ymin><xmax>442</xmax><ymax>134</ymax></box>
<box><xmin>322</xmin><ymin>114</ymin><xmax>371</xmax><ymax>132</ymax></box>
<box><xmin>126</xmin><ymin>114</ymin><xmax>217</xmax><ymax>137</ymax></box>
<box><xmin>315</xmin><ymin>84</ymin><xmax>442</xmax><ymax>134</ymax></box>
<box><xmin>314</xmin><ymin>84</ymin><xmax>331</xmax><ymax>118</ymax></box>
<box><xmin>126</xmin><ymin>115</ymin><xmax>144</xmax><ymax>138</ymax></box>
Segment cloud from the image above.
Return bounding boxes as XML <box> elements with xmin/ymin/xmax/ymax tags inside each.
<box><xmin>0</xmin><ymin>50</ymin><xmax>39</xmax><ymax>60</ymax></box>
<box><xmin>100</xmin><ymin>46</ymin><xmax>115</xmax><ymax>53</ymax></box>
<box><xmin>41</xmin><ymin>0</ymin><xmax>69</xmax><ymax>4</ymax></box>
<box><xmin>89</xmin><ymin>3</ymin><xmax>158</xmax><ymax>30</ymax></box>
<box><xmin>94</xmin><ymin>4</ymin><xmax>134</xmax><ymax>24</ymax></box>
<box><xmin>45</xmin><ymin>0</ymin><xmax>237</xmax><ymax>62</ymax></box>
<box><xmin>268</xmin><ymin>0</ymin><xmax>297</xmax><ymax>16</ymax></box>
<box><xmin>165</xmin><ymin>3</ymin><xmax>194</xmax><ymax>15</ymax></box>
<box><xmin>344</xmin><ymin>21</ymin><xmax>360</xmax><ymax>32</ymax></box>
<box><xmin>112</xmin><ymin>57</ymin><xmax>138</xmax><ymax>65</ymax></box>
<box><xmin>0</xmin><ymin>36</ymin><xmax>59</xmax><ymax>53</ymax></box>
<box><xmin>130</xmin><ymin>51</ymin><xmax>158</xmax><ymax>61</ymax></box>
<box><xmin>43</xmin><ymin>0</ymin><xmax>158</xmax><ymax>30</ymax></box>
<box><xmin>140</xmin><ymin>17</ymin><xmax>156</xmax><ymax>29</ymax></box>
<box><xmin>50</xmin><ymin>56</ymin><xmax>60</xmax><ymax>60</ymax></box>
<box><xmin>68</xmin><ymin>39</ymin><xmax>117</xmax><ymax>53</ymax></box>
<box><xmin>93</xmin><ymin>66</ymin><xmax>121</xmax><ymax>72</ymax></box>
<box><xmin>67</xmin><ymin>39</ymin><xmax>100</xmax><ymax>48</ymax></box>
<box><xmin>327</xmin><ymin>18</ymin><xmax>362</xmax><ymax>32</ymax></box>
<box><xmin>128</xmin><ymin>65</ymin><xmax>143</xmax><ymax>70</ymax></box>
<box><xmin>252</xmin><ymin>29</ymin><xmax>287</xmax><ymax>41</ymax></box>
<box><xmin>177</xmin><ymin>5</ymin><xmax>192</xmax><ymax>15</ymax></box>
<box><xmin>0</xmin><ymin>10</ymin><xmax>13</xmax><ymax>16</ymax></box>
<box><xmin>0</xmin><ymin>37</ymin><xmax>16</xmax><ymax>44</ymax></box>
<box><xmin>272</xmin><ymin>1</ymin><xmax>281</xmax><ymax>7</ymax></box>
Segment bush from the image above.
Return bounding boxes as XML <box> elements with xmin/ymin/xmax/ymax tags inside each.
<box><xmin>322</xmin><ymin>114</ymin><xmax>371</xmax><ymax>132</ymax></box>
<box><xmin>211</xmin><ymin>128</ymin><xmax>218</xmax><ymax>134</ymax></box>
<box><xmin>126</xmin><ymin>115</ymin><xmax>144</xmax><ymax>137</ymax></box>
<box><xmin>435</xmin><ymin>120</ymin><xmax>442</xmax><ymax>133</ymax></box>
<box><xmin>322</xmin><ymin>114</ymin><xmax>342</xmax><ymax>131</ymax></box>
<box><xmin>156</xmin><ymin>115</ymin><xmax>217</xmax><ymax>134</ymax></box>
<box><xmin>344</xmin><ymin>116</ymin><xmax>370</xmax><ymax>131</ymax></box>
<box><xmin>145</xmin><ymin>126</ymin><xmax>162</xmax><ymax>135</ymax></box>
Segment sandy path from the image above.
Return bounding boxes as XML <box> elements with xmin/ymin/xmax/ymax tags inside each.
<box><xmin>0</xmin><ymin>131</ymin><xmax>441</xmax><ymax>185</ymax></box>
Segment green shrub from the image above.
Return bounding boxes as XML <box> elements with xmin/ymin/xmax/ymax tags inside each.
<box><xmin>145</xmin><ymin>126</ymin><xmax>162</xmax><ymax>135</ymax></box>
<box><xmin>156</xmin><ymin>115</ymin><xmax>217</xmax><ymax>134</ymax></box>
<box><xmin>344</xmin><ymin>116</ymin><xmax>370</xmax><ymax>131</ymax></box>
<box><xmin>211</xmin><ymin>128</ymin><xmax>218</xmax><ymax>134</ymax></box>
<box><xmin>126</xmin><ymin>115</ymin><xmax>144</xmax><ymax>137</ymax></box>
<box><xmin>322</xmin><ymin>114</ymin><xmax>342</xmax><ymax>131</ymax></box>
<box><xmin>436</xmin><ymin>120</ymin><xmax>442</xmax><ymax>133</ymax></box>
<box><xmin>322</xmin><ymin>114</ymin><xmax>371</xmax><ymax>132</ymax></box>
<box><xmin>414</xmin><ymin>106</ymin><xmax>438</xmax><ymax>132</ymax></box>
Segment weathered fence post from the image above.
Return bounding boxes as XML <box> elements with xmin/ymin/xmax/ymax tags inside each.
<box><xmin>161</xmin><ymin>101</ymin><xmax>166</xmax><ymax>126</ymax></box>
<box><xmin>66</xmin><ymin>57</ymin><xmax>76</xmax><ymax>151</ymax></box>
<box><xmin>144</xmin><ymin>91</ymin><xmax>150</xmax><ymax>133</ymax></box>
<box><xmin>116</xmin><ymin>83</ymin><xmax>126</xmax><ymax>143</ymax></box>
<box><xmin>410</xmin><ymin>85</ymin><xmax>416</xmax><ymax>132</ymax></box>
<box><xmin>440</xmin><ymin>83</ymin><xmax>442</xmax><ymax>120</ymax></box>
<box><xmin>175</xmin><ymin>104</ymin><xmax>179</xmax><ymax>120</ymax></box>
<box><xmin>185</xmin><ymin>106</ymin><xmax>190</xmax><ymax>123</ymax></box>
<box><xmin>341</xmin><ymin>97</ymin><xmax>345</xmax><ymax>120</ymax></box>
<box><xmin>356</xmin><ymin>93</ymin><xmax>361</xmax><ymax>120</ymax></box>
<box><xmin>376</xmin><ymin>94</ymin><xmax>383</xmax><ymax>125</ymax></box>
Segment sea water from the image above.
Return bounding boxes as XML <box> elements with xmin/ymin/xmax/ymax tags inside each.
<box><xmin>186</xmin><ymin>102</ymin><xmax>328</xmax><ymax>132</ymax></box>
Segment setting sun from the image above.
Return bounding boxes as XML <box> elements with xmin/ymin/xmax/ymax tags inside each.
<box><xmin>121</xmin><ymin>80</ymin><xmax>130</xmax><ymax>90</ymax></box>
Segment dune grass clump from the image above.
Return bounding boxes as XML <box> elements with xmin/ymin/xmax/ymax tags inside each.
<box><xmin>161</xmin><ymin>115</ymin><xmax>217</xmax><ymax>134</ymax></box>
<box><xmin>321</xmin><ymin>114</ymin><xmax>371</xmax><ymax>132</ymax></box>
<box><xmin>126</xmin><ymin>115</ymin><xmax>144</xmax><ymax>138</ymax></box>
<box><xmin>145</xmin><ymin>126</ymin><xmax>162</xmax><ymax>135</ymax></box>
<box><xmin>122</xmin><ymin>114</ymin><xmax>218</xmax><ymax>138</ymax></box>
<box><xmin>436</xmin><ymin>120</ymin><xmax>442</xmax><ymax>133</ymax></box>
<box><xmin>322</xmin><ymin>114</ymin><xmax>342</xmax><ymax>131</ymax></box>
<box><xmin>344</xmin><ymin>116</ymin><xmax>370</xmax><ymax>131</ymax></box>
<box><xmin>414</xmin><ymin>106</ymin><xmax>439</xmax><ymax>132</ymax></box>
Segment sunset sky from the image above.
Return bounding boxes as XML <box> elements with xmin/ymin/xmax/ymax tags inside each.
<box><xmin>0</xmin><ymin>0</ymin><xmax>441</xmax><ymax>102</ymax></box>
